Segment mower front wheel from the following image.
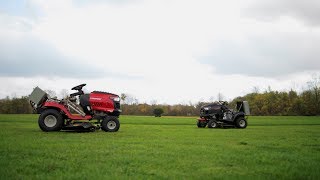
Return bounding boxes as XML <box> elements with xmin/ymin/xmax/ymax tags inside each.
<box><xmin>38</xmin><ymin>109</ymin><xmax>64</xmax><ymax>132</ymax></box>
<box><xmin>197</xmin><ymin>121</ymin><xmax>207</xmax><ymax>128</ymax></box>
<box><xmin>207</xmin><ymin>120</ymin><xmax>218</xmax><ymax>128</ymax></box>
<box><xmin>101</xmin><ymin>116</ymin><xmax>120</xmax><ymax>132</ymax></box>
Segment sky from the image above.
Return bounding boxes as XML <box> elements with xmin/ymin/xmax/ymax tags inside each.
<box><xmin>0</xmin><ymin>0</ymin><xmax>319</xmax><ymax>104</ymax></box>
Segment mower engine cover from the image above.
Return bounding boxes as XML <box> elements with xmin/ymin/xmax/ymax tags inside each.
<box><xmin>79</xmin><ymin>91</ymin><xmax>121</xmax><ymax>116</ymax></box>
<box><xmin>200</xmin><ymin>102</ymin><xmax>228</xmax><ymax>118</ymax></box>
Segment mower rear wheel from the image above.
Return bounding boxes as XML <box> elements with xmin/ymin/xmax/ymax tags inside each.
<box><xmin>101</xmin><ymin>116</ymin><xmax>120</xmax><ymax>132</ymax></box>
<box><xmin>38</xmin><ymin>109</ymin><xmax>63</xmax><ymax>132</ymax></box>
<box><xmin>207</xmin><ymin>120</ymin><xmax>218</xmax><ymax>128</ymax></box>
<box><xmin>235</xmin><ymin>117</ymin><xmax>247</xmax><ymax>128</ymax></box>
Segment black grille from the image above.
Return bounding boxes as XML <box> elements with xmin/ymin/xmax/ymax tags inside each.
<box><xmin>200</xmin><ymin>109</ymin><xmax>208</xmax><ymax>115</ymax></box>
<box><xmin>114</xmin><ymin>102</ymin><xmax>120</xmax><ymax>109</ymax></box>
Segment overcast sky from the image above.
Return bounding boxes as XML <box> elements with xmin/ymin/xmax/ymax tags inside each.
<box><xmin>0</xmin><ymin>0</ymin><xmax>319</xmax><ymax>104</ymax></box>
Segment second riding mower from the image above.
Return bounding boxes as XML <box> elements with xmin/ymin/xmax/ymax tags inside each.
<box><xmin>197</xmin><ymin>101</ymin><xmax>250</xmax><ymax>128</ymax></box>
<box><xmin>29</xmin><ymin>84</ymin><xmax>121</xmax><ymax>132</ymax></box>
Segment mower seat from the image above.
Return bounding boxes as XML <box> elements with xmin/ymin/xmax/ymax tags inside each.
<box><xmin>70</xmin><ymin>90</ymin><xmax>84</xmax><ymax>97</ymax></box>
<box><xmin>80</xmin><ymin>94</ymin><xmax>91</xmax><ymax>114</ymax></box>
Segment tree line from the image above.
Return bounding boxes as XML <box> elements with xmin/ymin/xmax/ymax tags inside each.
<box><xmin>120</xmin><ymin>86</ymin><xmax>320</xmax><ymax>116</ymax></box>
<box><xmin>0</xmin><ymin>96</ymin><xmax>33</xmax><ymax>114</ymax></box>
<box><xmin>1</xmin><ymin>76</ymin><xmax>319</xmax><ymax>116</ymax></box>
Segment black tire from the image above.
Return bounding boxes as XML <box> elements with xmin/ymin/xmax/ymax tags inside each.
<box><xmin>197</xmin><ymin>121</ymin><xmax>206</xmax><ymax>128</ymax></box>
<box><xmin>235</xmin><ymin>117</ymin><xmax>247</xmax><ymax>128</ymax></box>
<box><xmin>101</xmin><ymin>116</ymin><xmax>120</xmax><ymax>132</ymax></box>
<box><xmin>89</xmin><ymin>126</ymin><xmax>96</xmax><ymax>132</ymax></box>
<box><xmin>207</xmin><ymin>120</ymin><xmax>218</xmax><ymax>128</ymax></box>
<box><xmin>38</xmin><ymin>109</ymin><xmax>64</xmax><ymax>132</ymax></box>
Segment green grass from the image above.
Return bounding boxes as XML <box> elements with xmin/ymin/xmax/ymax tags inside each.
<box><xmin>0</xmin><ymin>115</ymin><xmax>319</xmax><ymax>179</ymax></box>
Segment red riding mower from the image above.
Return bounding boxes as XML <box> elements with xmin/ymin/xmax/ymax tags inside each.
<box><xmin>29</xmin><ymin>84</ymin><xmax>121</xmax><ymax>132</ymax></box>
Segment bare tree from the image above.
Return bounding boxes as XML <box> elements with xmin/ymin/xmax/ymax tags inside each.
<box><xmin>217</xmin><ymin>92</ymin><xmax>224</xmax><ymax>101</ymax></box>
<box><xmin>45</xmin><ymin>90</ymin><xmax>57</xmax><ymax>98</ymax></box>
<box><xmin>209</xmin><ymin>96</ymin><xmax>215</xmax><ymax>102</ymax></box>
<box><xmin>133</xmin><ymin>98</ymin><xmax>139</xmax><ymax>105</ymax></box>
<box><xmin>123</xmin><ymin>94</ymin><xmax>138</xmax><ymax>105</ymax></box>
<box><xmin>120</xmin><ymin>93</ymin><xmax>127</xmax><ymax>104</ymax></box>
<box><xmin>150</xmin><ymin>99</ymin><xmax>157</xmax><ymax>105</ymax></box>
<box><xmin>59</xmin><ymin>89</ymin><xmax>69</xmax><ymax>99</ymax></box>
<box><xmin>307</xmin><ymin>74</ymin><xmax>320</xmax><ymax>114</ymax></box>
<box><xmin>252</xmin><ymin>86</ymin><xmax>260</xmax><ymax>94</ymax></box>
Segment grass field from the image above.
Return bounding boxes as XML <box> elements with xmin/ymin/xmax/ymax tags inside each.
<box><xmin>0</xmin><ymin>115</ymin><xmax>319</xmax><ymax>179</ymax></box>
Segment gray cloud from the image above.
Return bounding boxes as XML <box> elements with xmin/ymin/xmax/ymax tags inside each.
<box><xmin>0</xmin><ymin>35</ymin><xmax>104</xmax><ymax>78</ymax></box>
<box><xmin>199</xmin><ymin>0</ymin><xmax>320</xmax><ymax>77</ymax></box>
<box><xmin>0</xmin><ymin>1</ymin><xmax>44</xmax><ymax>21</ymax></box>
<box><xmin>199</xmin><ymin>32</ymin><xmax>320</xmax><ymax>77</ymax></box>
<box><xmin>0</xmin><ymin>13</ymin><xmax>141</xmax><ymax>80</ymax></box>
<box><xmin>245</xmin><ymin>0</ymin><xmax>320</xmax><ymax>26</ymax></box>
<box><xmin>73</xmin><ymin>0</ymin><xmax>141</xmax><ymax>7</ymax></box>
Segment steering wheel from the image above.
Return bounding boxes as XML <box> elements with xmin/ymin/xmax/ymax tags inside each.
<box><xmin>71</xmin><ymin>84</ymin><xmax>86</xmax><ymax>91</ymax></box>
<box><xmin>70</xmin><ymin>84</ymin><xmax>86</xmax><ymax>97</ymax></box>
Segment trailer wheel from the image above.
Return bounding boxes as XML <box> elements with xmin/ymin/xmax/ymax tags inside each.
<box><xmin>235</xmin><ymin>117</ymin><xmax>247</xmax><ymax>128</ymax></box>
<box><xmin>207</xmin><ymin>120</ymin><xmax>218</xmax><ymax>128</ymax></box>
<box><xmin>101</xmin><ymin>116</ymin><xmax>120</xmax><ymax>132</ymax></box>
<box><xmin>38</xmin><ymin>109</ymin><xmax>63</xmax><ymax>132</ymax></box>
<box><xmin>197</xmin><ymin>121</ymin><xmax>206</xmax><ymax>128</ymax></box>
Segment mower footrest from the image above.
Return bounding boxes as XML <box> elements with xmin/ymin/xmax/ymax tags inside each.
<box><xmin>62</xmin><ymin>122</ymin><xmax>95</xmax><ymax>131</ymax></box>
